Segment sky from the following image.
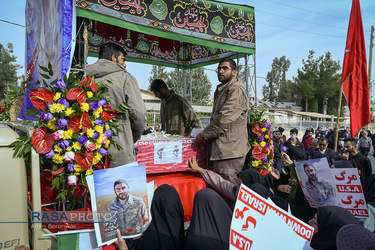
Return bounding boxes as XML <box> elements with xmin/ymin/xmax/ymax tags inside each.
<box><xmin>1</xmin><ymin>0</ymin><xmax>375</xmax><ymax>102</ymax></box>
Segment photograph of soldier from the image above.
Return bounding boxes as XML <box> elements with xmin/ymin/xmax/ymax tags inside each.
<box><xmin>92</xmin><ymin>164</ymin><xmax>150</xmax><ymax>245</ymax></box>
<box><xmin>108</xmin><ymin>179</ymin><xmax>149</xmax><ymax>235</ymax></box>
<box><xmin>295</xmin><ymin>158</ymin><xmax>340</xmax><ymax>208</ymax></box>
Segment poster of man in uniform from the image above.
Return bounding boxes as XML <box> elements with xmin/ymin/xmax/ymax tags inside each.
<box><xmin>91</xmin><ymin>164</ymin><xmax>150</xmax><ymax>246</ymax></box>
<box><xmin>295</xmin><ymin>158</ymin><xmax>340</xmax><ymax>208</ymax></box>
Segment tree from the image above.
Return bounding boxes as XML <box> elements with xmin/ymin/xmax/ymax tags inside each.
<box><xmin>262</xmin><ymin>56</ymin><xmax>291</xmax><ymax>102</ymax></box>
<box><xmin>147</xmin><ymin>65</ymin><xmax>169</xmax><ymax>90</ymax></box>
<box><xmin>0</xmin><ymin>43</ymin><xmax>22</xmax><ymax>100</ymax></box>
<box><xmin>168</xmin><ymin>68</ymin><xmax>212</xmax><ymax>105</ymax></box>
<box><xmin>294</xmin><ymin>51</ymin><xmax>342</xmax><ymax>114</ymax></box>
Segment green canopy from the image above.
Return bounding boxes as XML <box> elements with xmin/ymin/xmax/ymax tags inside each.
<box><xmin>76</xmin><ymin>0</ymin><xmax>255</xmax><ymax>69</ymax></box>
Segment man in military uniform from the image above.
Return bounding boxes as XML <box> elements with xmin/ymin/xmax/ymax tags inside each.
<box><xmin>108</xmin><ymin>179</ymin><xmax>149</xmax><ymax>235</ymax></box>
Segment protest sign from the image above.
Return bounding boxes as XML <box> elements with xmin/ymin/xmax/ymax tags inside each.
<box><xmin>295</xmin><ymin>158</ymin><xmax>340</xmax><ymax>208</ymax></box>
<box><xmin>230</xmin><ymin>184</ymin><xmax>314</xmax><ymax>250</ymax></box>
<box><xmin>87</xmin><ymin>164</ymin><xmax>150</xmax><ymax>246</ymax></box>
<box><xmin>331</xmin><ymin>168</ymin><xmax>369</xmax><ymax>217</ymax></box>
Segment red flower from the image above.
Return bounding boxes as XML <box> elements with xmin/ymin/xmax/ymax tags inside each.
<box><xmin>104</xmin><ymin>155</ymin><xmax>111</xmax><ymax>169</ymax></box>
<box><xmin>74</xmin><ymin>151</ymin><xmax>93</xmax><ymax>170</ymax></box>
<box><xmin>270</xmin><ymin>148</ymin><xmax>274</xmax><ymax>160</ymax></box>
<box><xmin>0</xmin><ymin>103</ymin><xmax>4</xmax><ymax>114</ymax></box>
<box><xmin>29</xmin><ymin>89</ymin><xmax>55</xmax><ymax>110</ymax></box>
<box><xmin>252</xmin><ymin>124</ymin><xmax>262</xmax><ymax>136</ymax></box>
<box><xmin>73</xmin><ymin>184</ymin><xmax>88</xmax><ymax>200</ymax></box>
<box><xmin>79</xmin><ymin>77</ymin><xmax>98</xmax><ymax>92</ymax></box>
<box><xmin>67</xmin><ymin>112</ymin><xmax>92</xmax><ymax>133</ymax></box>
<box><xmin>101</xmin><ymin>104</ymin><xmax>118</xmax><ymax>122</ymax></box>
<box><xmin>66</xmin><ymin>88</ymin><xmax>86</xmax><ymax>105</ymax></box>
<box><xmin>252</xmin><ymin>144</ymin><xmax>268</xmax><ymax>160</ymax></box>
<box><xmin>52</xmin><ymin>167</ymin><xmax>65</xmax><ymax>176</ymax></box>
<box><xmin>31</xmin><ymin>126</ymin><xmax>54</xmax><ymax>154</ymax></box>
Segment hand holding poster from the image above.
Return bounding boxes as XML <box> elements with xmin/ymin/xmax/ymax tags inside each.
<box><xmin>89</xmin><ymin>164</ymin><xmax>150</xmax><ymax>246</ymax></box>
<box><xmin>295</xmin><ymin>158</ymin><xmax>340</xmax><ymax>208</ymax></box>
<box><xmin>230</xmin><ymin>184</ymin><xmax>314</xmax><ymax>250</ymax></box>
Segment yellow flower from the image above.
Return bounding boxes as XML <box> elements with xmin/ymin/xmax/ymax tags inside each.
<box><xmin>267</xmin><ymin>162</ymin><xmax>271</xmax><ymax>167</ymax></box>
<box><xmin>260</xmin><ymin>141</ymin><xmax>266</xmax><ymax>147</ymax></box>
<box><xmin>47</xmin><ymin>119</ymin><xmax>57</xmax><ymax>130</ymax></box>
<box><xmin>268</xmin><ymin>167</ymin><xmax>272</xmax><ymax>172</ymax></box>
<box><xmin>80</xmin><ymin>103</ymin><xmax>90</xmax><ymax>112</ymax></box>
<box><xmin>93</xmin><ymin>106</ymin><xmax>103</xmax><ymax>119</ymax></box>
<box><xmin>52</xmin><ymin>154</ymin><xmax>63</xmax><ymax>164</ymax></box>
<box><xmin>96</xmin><ymin>143</ymin><xmax>101</xmax><ymax>149</ymax></box>
<box><xmin>91</xmin><ymin>121</ymin><xmax>95</xmax><ymax>126</ymax></box>
<box><xmin>95</xmin><ymin>125</ymin><xmax>103</xmax><ymax>134</ymax></box>
<box><xmin>66</xmin><ymin>146</ymin><xmax>72</xmax><ymax>151</ymax></box>
<box><xmin>86</xmin><ymin>169</ymin><xmax>93</xmax><ymax>176</ymax></box>
<box><xmin>261</xmin><ymin>128</ymin><xmax>267</xmax><ymax>132</ymax></box>
<box><xmin>72</xmin><ymin>141</ymin><xmax>81</xmax><ymax>151</ymax></box>
<box><xmin>252</xmin><ymin>141</ymin><xmax>258</xmax><ymax>146</ymax></box>
<box><xmin>104</xmin><ymin>140</ymin><xmax>110</xmax><ymax>148</ymax></box>
<box><xmin>264</xmin><ymin>134</ymin><xmax>269</xmax><ymax>139</ymax></box>
<box><xmin>86</xmin><ymin>128</ymin><xmax>94</xmax><ymax>138</ymax></box>
<box><xmin>105</xmin><ymin>124</ymin><xmax>109</xmax><ymax>130</ymax></box>
<box><xmin>62</xmin><ymin>129</ymin><xmax>74</xmax><ymax>140</ymax></box>
<box><xmin>87</xmin><ymin>91</ymin><xmax>93</xmax><ymax>98</ymax></box>
<box><xmin>65</xmin><ymin>108</ymin><xmax>74</xmax><ymax>116</ymax></box>
<box><xmin>74</xmin><ymin>164</ymin><xmax>85</xmax><ymax>173</ymax></box>
<box><xmin>257</xmin><ymin>160</ymin><xmax>263</xmax><ymax>165</ymax></box>
<box><xmin>270</xmin><ymin>140</ymin><xmax>273</xmax><ymax>146</ymax></box>
<box><xmin>54</xmin><ymin>145</ymin><xmax>63</xmax><ymax>153</ymax></box>
<box><xmin>50</xmin><ymin>103</ymin><xmax>66</xmax><ymax>113</ymax></box>
<box><xmin>53</xmin><ymin>92</ymin><xmax>61</xmax><ymax>101</ymax></box>
<box><xmin>96</xmin><ymin>136</ymin><xmax>103</xmax><ymax>145</ymax></box>
<box><xmin>252</xmin><ymin>161</ymin><xmax>259</xmax><ymax>167</ymax></box>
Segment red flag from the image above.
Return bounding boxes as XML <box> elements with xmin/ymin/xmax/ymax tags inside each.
<box><xmin>341</xmin><ymin>0</ymin><xmax>370</xmax><ymax>137</ymax></box>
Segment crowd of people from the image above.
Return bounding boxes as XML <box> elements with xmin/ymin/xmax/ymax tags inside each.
<box><xmin>55</xmin><ymin>42</ymin><xmax>375</xmax><ymax>249</ymax></box>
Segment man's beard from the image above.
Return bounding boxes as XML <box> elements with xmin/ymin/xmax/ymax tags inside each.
<box><xmin>117</xmin><ymin>193</ymin><xmax>128</xmax><ymax>201</ymax></box>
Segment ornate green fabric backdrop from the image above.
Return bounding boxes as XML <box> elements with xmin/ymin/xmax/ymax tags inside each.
<box><xmin>76</xmin><ymin>0</ymin><xmax>255</xmax><ymax>68</ymax></box>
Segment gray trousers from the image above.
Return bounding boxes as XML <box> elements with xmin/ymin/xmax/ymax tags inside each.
<box><xmin>213</xmin><ymin>156</ymin><xmax>246</xmax><ymax>185</ymax></box>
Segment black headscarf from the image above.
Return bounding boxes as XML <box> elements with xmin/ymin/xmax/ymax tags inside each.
<box><xmin>237</xmin><ymin>169</ymin><xmax>266</xmax><ymax>187</ymax></box>
<box><xmin>364</xmin><ymin>174</ymin><xmax>375</xmax><ymax>207</ymax></box>
<box><xmin>310</xmin><ymin>206</ymin><xmax>360</xmax><ymax>250</ymax></box>
<box><xmin>134</xmin><ymin>184</ymin><xmax>184</xmax><ymax>250</ymax></box>
<box><xmin>336</xmin><ymin>224</ymin><xmax>375</xmax><ymax>250</ymax></box>
<box><xmin>185</xmin><ymin>188</ymin><xmax>232</xmax><ymax>250</ymax></box>
<box><xmin>249</xmin><ymin>183</ymin><xmax>268</xmax><ymax>199</ymax></box>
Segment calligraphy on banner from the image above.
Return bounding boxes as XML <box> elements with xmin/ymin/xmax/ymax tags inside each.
<box><xmin>230</xmin><ymin>184</ymin><xmax>314</xmax><ymax>250</ymax></box>
<box><xmin>226</xmin><ymin>20</ymin><xmax>253</xmax><ymax>42</ymax></box>
<box><xmin>170</xmin><ymin>4</ymin><xmax>208</xmax><ymax>32</ymax></box>
<box><xmin>332</xmin><ymin>168</ymin><xmax>368</xmax><ymax>217</ymax></box>
<box><xmin>98</xmin><ymin>0</ymin><xmax>146</xmax><ymax>15</ymax></box>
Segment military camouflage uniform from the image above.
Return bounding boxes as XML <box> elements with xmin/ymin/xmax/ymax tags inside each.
<box><xmin>108</xmin><ymin>194</ymin><xmax>149</xmax><ymax>234</ymax></box>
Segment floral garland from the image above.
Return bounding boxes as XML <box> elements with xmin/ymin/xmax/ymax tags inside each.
<box><xmin>13</xmin><ymin>65</ymin><xmax>124</xmax><ymax>209</ymax></box>
<box><xmin>245</xmin><ymin>106</ymin><xmax>274</xmax><ymax>175</ymax></box>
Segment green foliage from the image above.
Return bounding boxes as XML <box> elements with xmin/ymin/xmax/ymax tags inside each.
<box><xmin>293</xmin><ymin>51</ymin><xmax>343</xmax><ymax>114</ymax></box>
<box><xmin>0</xmin><ymin>43</ymin><xmax>22</xmax><ymax>100</ymax></box>
<box><xmin>262</xmin><ymin>56</ymin><xmax>291</xmax><ymax>102</ymax></box>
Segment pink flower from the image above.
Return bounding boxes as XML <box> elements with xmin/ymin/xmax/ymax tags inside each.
<box><xmin>102</xmin><ymin>133</ymin><xmax>108</xmax><ymax>144</ymax></box>
<box><xmin>85</xmin><ymin>141</ymin><xmax>97</xmax><ymax>152</ymax></box>
<box><xmin>63</xmin><ymin>151</ymin><xmax>75</xmax><ymax>163</ymax></box>
<box><xmin>67</xmin><ymin>175</ymin><xmax>78</xmax><ymax>186</ymax></box>
<box><xmin>53</xmin><ymin>130</ymin><xmax>64</xmax><ymax>141</ymax></box>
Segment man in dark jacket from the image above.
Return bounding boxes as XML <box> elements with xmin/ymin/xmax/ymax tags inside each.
<box><xmin>87</xmin><ymin>43</ymin><xmax>147</xmax><ymax>167</ymax></box>
<box><xmin>310</xmin><ymin>137</ymin><xmax>336</xmax><ymax>165</ymax></box>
